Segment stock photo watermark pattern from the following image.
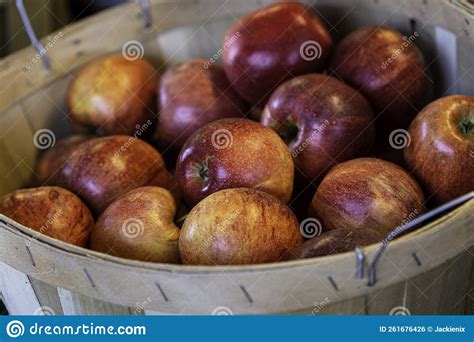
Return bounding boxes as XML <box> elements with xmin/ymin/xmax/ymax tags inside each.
<box><xmin>25</xmin><ymin>32</ymin><xmax>64</xmax><ymax>70</ymax></box>
<box><xmin>121</xmin><ymin>218</ymin><xmax>145</xmax><ymax>239</ymax></box>
<box><xmin>381</xmin><ymin>32</ymin><xmax>419</xmax><ymax>70</ymax></box>
<box><xmin>299</xmin><ymin>218</ymin><xmax>323</xmax><ymax>239</ymax></box>
<box><xmin>389</xmin><ymin>129</ymin><xmax>411</xmax><ymax>149</ymax></box>
<box><xmin>33</xmin><ymin>129</ymin><xmax>56</xmax><ymax>150</ymax></box>
<box><xmin>299</xmin><ymin>40</ymin><xmax>323</xmax><ymax>61</ymax></box>
<box><xmin>122</xmin><ymin>40</ymin><xmax>145</xmax><ymax>61</ymax></box>
<box><xmin>211</xmin><ymin>129</ymin><xmax>233</xmax><ymax>149</ymax></box>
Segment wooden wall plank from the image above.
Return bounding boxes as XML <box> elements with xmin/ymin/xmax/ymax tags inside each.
<box><xmin>366</xmin><ymin>249</ymin><xmax>473</xmax><ymax>315</ymax></box>
<box><xmin>28</xmin><ymin>277</ymin><xmax>64</xmax><ymax>315</ymax></box>
<box><xmin>0</xmin><ymin>262</ymin><xmax>42</xmax><ymax>315</ymax></box>
<box><xmin>58</xmin><ymin>288</ymin><xmax>133</xmax><ymax>315</ymax></box>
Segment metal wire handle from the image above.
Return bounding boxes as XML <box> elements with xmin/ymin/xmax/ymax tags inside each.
<box><xmin>140</xmin><ymin>0</ymin><xmax>153</xmax><ymax>29</ymax></box>
<box><xmin>15</xmin><ymin>0</ymin><xmax>153</xmax><ymax>72</ymax></box>
<box><xmin>366</xmin><ymin>191</ymin><xmax>474</xmax><ymax>286</ymax></box>
<box><xmin>16</xmin><ymin>0</ymin><xmax>51</xmax><ymax>71</ymax></box>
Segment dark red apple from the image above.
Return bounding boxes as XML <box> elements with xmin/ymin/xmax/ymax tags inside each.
<box><xmin>330</xmin><ymin>26</ymin><xmax>431</xmax><ymax>132</ymax></box>
<box><xmin>34</xmin><ymin>134</ymin><xmax>91</xmax><ymax>185</ymax></box>
<box><xmin>0</xmin><ymin>186</ymin><xmax>93</xmax><ymax>246</ymax></box>
<box><xmin>60</xmin><ymin>135</ymin><xmax>169</xmax><ymax>215</ymax></box>
<box><xmin>155</xmin><ymin>60</ymin><xmax>247</xmax><ymax>154</ymax></box>
<box><xmin>179</xmin><ymin>188</ymin><xmax>303</xmax><ymax>265</ymax></box>
<box><xmin>90</xmin><ymin>187</ymin><xmax>180</xmax><ymax>263</ymax></box>
<box><xmin>404</xmin><ymin>95</ymin><xmax>474</xmax><ymax>204</ymax></box>
<box><xmin>223</xmin><ymin>2</ymin><xmax>332</xmax><ymax>107</ymax></box>
<box><xmin>68</xmin><ymin>54</ymin><xmax>158</xmax><ymax>135</ymax></box>
<box><xmin>261</xmin><ymin>73</ymin><xmax>375</xmax><ymax>183</ymax></box>
<box><xmin>175</xmin><ymin>118</ymin><xmax>294</xmax><ymax>207</ymax></box>
<box><xmin>293</xmin><ymin>228</ymin><xmax>383</xmax><ymax>259</ymax></box>
<box><xmin>310</xmin><ymin>158</ymin><xmax>425</xmax><ymax>236</ymax></box>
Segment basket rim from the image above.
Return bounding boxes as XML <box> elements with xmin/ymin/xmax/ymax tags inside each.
<box><xmin>1</xmin><ymin>195</ymin><xmax>472</xmax><ymax>274</ymax></box>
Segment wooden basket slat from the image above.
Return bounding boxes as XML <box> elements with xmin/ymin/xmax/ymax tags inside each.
<box><xmin>0</xmin><ymin>198</ymin><xmax>472</xmax><ymax>314</ymax></box>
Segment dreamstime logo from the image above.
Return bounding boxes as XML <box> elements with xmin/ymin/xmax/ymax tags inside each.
<box><xmin>311</xmin><ymin>297</ymin><xmax>330</xmax><ymax>315</ymax></box>
<box><xmin>6</xmin><ymin>320</ymin><xmax>25</xmax><ymax>338</ymax></box>
<box><xmin>211</xmin><ymin>306</ymin><xmax>233</xmax><ymax>316</ymax></box>
<box><xmin>300</xmin><ymin>218</ymin><xmax>323</xmax><ymax>239</ymax></box>
<box><xmin>389</xmin><ymin>306</ymin><xmax>411</xmax><ymax>316</ymax></box>
<box><xmin>122</xmin><ymin>40</ymin><xmax>144</xmax><ymax>61</ymax></box>
<box><xmin>470</xmin><ymin>150</ymin><xmax>474</xmax><ymax>158</ymax></box>
<box><xmin>381</xmin><ymin>31</ymin><xmax>419</xmax><ymax>69</ymax></box>
<box><xmin>34</xmin><ymin>306</ymin><xmax>55</xmax><ymax>315</ymax></box>
<box><xmin>204</xmin><ymin>31</ymin><xmax>241</xmax><ymax>69</ymax></box>
<box><xmin>133</xmin><ymin>297</ymin><xmax>152</xmax><ymax>315</ymax></box>
<box><xmin>384</xmin><ymin>208</ymin><xmax>420</xmax><ymax>246</ymax></box>
<box><xmin>300</xmin><ymin>40</ymin><xmax>323</xmax><ymax>61</ymax></box>
<box><xmin>113</xmin><ymin>119</ymin><xmax>153</xmax><ymax>157</ymax></box>
<box><xmin>292</xmin><ymin>120</ymin><xmax>329</xmax><ymax>158</ymax></box>
<box><xmin>122</xmin><ymin>218</ymin><xmax>144</xmax><ymax>238</ymax></box>
<box><xmin>389</xmin><ymin>129</ymin><xmax>411</xmax><ymax>149</ymax></box>
<box><xmin>25</xmin><ymin>31</ymin><xmax>64</xmax><ymax>70</ymax></box>
<box><xmin>33</xmin><ymin>129</ymin><xmax>56</xmax><ymax>149</ymax></box>
<box><xmin>26</xmin><ymin>210</ymin><xmax>63</xmax><ymax>247</ymax></box>
<box><xmin>211</xmin><ymin>129</ymin><xmax>233</xmax><ymax>149</ymax></box>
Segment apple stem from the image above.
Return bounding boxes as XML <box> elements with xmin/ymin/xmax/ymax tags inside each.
<box><xmin>199</xmin><ymin>164</ymin><xmax>209</xmax><ymax>182</ymax></box>
<box><xmin>278</xmin><ymin>117</ymin><xmax>299</xmax><ymax>145</ymax></box>
<box><xmin>175</xmin><ymin>214</ymin><xmax>188</xmax><ymax>227</ymax></box>
<box><xmin>459</xmin><ymin>117</ymin><xmax>474</xmax><ymax>135</ymax></box>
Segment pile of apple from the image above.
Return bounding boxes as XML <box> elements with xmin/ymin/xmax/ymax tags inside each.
<box><xmin>1</xmin><ymin>2</ymin><xmax>473</xmax><ymax>265</ymax></box>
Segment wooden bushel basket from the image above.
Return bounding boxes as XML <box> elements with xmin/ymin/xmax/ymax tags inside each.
<box><xmin>0</xmin><ymin>0</ymin><xmax>473</xmax><ymax>315</ymax></box>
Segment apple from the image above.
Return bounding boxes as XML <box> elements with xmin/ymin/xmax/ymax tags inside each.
<box><xmin>34</xmin><ymin>134</ymin><xmax>91</xmax><ymax>185</ymax></box>
<box><xmin>67</xmin><ymin>54</ymin><xmax>158</xmax><ymax>135</ymax></box>
<box><xmin>404</xmin><ymin>95</ymin><xmax>474</xmax><ymax>204</ymax></box>
<box><xmin>90</xmin><ymin>187</ymin><xmax>180</xmax><ymax>263</ymax></box>
<box><xmin>310</xmin><ymin>158</ymin><xmax>425</xmax><ymax>236</ymax></box>
<box><xmin>59</xmin><ymin>135</ymin><xmax>169</xmax><ymax>215</ymax></box>
<box><xmin>261</xmin><ymin>73</ymin><xmax>375</xmax><ymax>183</ymax></box>
<box><xmin>179</xmin><ymin>188</ymin><xmax>303</xmax><ymax>265</ymax></box>
<box><xmin>175</xmin><ymin>118</ymin><xmax>294</xmax><ymax>207</ymax></box>
<box><xmin>223</xmin><ymin>2</ymin><xmax>332</xmax><ymax>107</ymax></box>
<box><xmin>330</xmin><ymin>26</ymin><xmax>430</xmax><ymax>133</ymax></box>
<box><xmin>155</xmin><ymin>60</ymin><xmax>247</xmax><ymax>155</ymax></box>
<box><xmin>292</xmin><ymin>228</ymin><xmax>383</xmax><ymax>259</ymax></box>
<box><xmin>0</xmin><ymin>186</ymin><xmax>93</xmax><ymax>246</ymax></box>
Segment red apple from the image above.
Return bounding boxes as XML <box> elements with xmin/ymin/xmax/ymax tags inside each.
<box><xmin>90</xmin><ymin>187</ymin><xmax>180</xmax><ymax>263</ymax></box>
<box><xmin>261</xmin><ymin>73</ymin><xmax>375</xmax><ymax>183</ymax></box>
<box><xmin>67</xmin><ymin>54</ymin><xmax>158</xmax><ymax>135</ymax></box>
<box><xmin>60</xmin><ymin>135</ymin><xmax>169</xmax><ymax>215</ymax></box>
<box><xmin>310</xmin><ymin>158</ymin><xmax>425</xmax><ymax>236</ymax></box>
<box><xmin>330</xmin><ymin>26</ymin><xmax>431</xmax><ymax>132</ymax></box>
<box><xmin>34</xmin><ymin>134</ymin><xmax>91</xmax><ymax>185</ymax></box>
<box><xmin>155</xmin><ymin>60</ymin><xmax>247</xmax><ymax>154</ymax></box>
<box><xmin>223</xmin><ymin>2</ymin><xmax>332</xmax><ymax>107</ymax></box>
<box><xmin>0</xmin><ymin>186</ymin><xmax>93</xmax><ymax>246</ymax></box>
<box><xmin>404</xmin><ymin>95</ymin><xmax>474</xmax><ymax>203</ymax></box>
<box><xmin>175</xmin><ymin>118</ymin><xmax>294</xmax><ymax>207</ymax></box>
<box><xmin>293</xmin><ymin>228</ymin><xmax>383</xmax><ymax>259</ymax></box>
<box><xmin>179</xmin><ymin>188</ymin><xmax>303</xmax><ymax>265</ymax></box>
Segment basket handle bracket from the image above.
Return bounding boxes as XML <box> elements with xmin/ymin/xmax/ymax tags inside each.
<box><xmin>15</xmin><ymin>0</ymin><xmax>51</xmax><ymax>72</ymax></box>
<box><xmin>140</xmin><ymin>0</ymin><xmax>153</xmax><ymax>30</ymax></box>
